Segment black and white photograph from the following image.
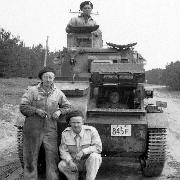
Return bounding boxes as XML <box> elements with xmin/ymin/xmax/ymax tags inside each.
<box><xmin>0</xmin><ymin>0</ymin><xmax>180</xmax><ymax>179</ymax></box>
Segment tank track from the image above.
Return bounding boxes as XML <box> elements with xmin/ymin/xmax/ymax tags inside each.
<box><xmin>17</xmin><ymin>126</ymin><xmax>24</xmax><ymax>168</ymax></box>
<box><xmin>0</xmin><ymin>160</ymin><xmax>21</xmax><ymax>179</ymax></box>
<box><xmin>140</xmin><ymin>128</ymin><xmax>167</xmax><ymax>177</ymax></box>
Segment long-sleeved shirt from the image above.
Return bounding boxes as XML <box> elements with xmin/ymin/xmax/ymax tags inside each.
<box><xmin>20</xmin><ymin>83</ymin><xmax>71</xmax><ymax>118</ymax></box>
<box><xmin>59</xmin><ymin>125</ymin><xmax>102</xmax><ymax>163</ymax></box>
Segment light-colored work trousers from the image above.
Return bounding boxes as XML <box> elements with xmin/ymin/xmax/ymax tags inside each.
<box><xmin>23</xmin><ymin>115</ymin><xmax>59</xmax><ymax>180</ymax></box>
<box><xmin>58</xmin><ymin>153</ymin><xmax>102</xmax><ymax>180</ymax></box>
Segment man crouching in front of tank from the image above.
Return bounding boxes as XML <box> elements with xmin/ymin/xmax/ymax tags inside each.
<box><xmin>58</xmin><ymin>110</ymin><xmax>102</xmax><ymax>180</ymax></box>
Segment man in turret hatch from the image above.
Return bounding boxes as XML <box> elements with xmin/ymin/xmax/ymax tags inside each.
<box><xmin>66</xmin><ymin>1</ymin><xmax>101</xmax><ymax>36</ymax></box>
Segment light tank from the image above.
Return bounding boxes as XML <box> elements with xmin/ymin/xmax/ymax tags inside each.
<box><xmin>17</xmin><ymin>22</ymin><xmax>167</xmax><ymax>178</ymax></box>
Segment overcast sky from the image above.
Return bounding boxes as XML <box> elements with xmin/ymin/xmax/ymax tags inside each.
<box><xmin>1</xmin><ymin>0</ymin><xmax>180</xmax><ymax>70</ymax></box>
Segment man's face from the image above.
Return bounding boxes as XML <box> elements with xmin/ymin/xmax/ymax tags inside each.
<box><xmin>69</xmin><ymin>116</ymin><xmax>84</xmax><ymax>134</ymax></box>
<box><xmin>82</xmin><ymin>4</ymin><xmax>92</xmax><ymax>16</ymax></box>
<box><xmin>109</xmin><ymin>91</ymin><xmax>120</xmax><ymax>104</ymax></box>
<box><xmin>42</xmin><ymin>72</ymin><xmax>55</xmax><ymax>87</ymax></box>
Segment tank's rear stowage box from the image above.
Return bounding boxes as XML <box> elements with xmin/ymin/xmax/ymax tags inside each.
<box><xmin>17</xmin><ymin>27</ymin><xmax>167</xmax><ymax>177</ymax></box>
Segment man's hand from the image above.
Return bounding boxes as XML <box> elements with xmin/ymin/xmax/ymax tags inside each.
<box><xmin>75</xmin><ymin>151</ymin><xmax>84</xmax><ymax>161</ymax></box>
<box><xmin>35</xmin><ymin>109</ymin><xmax>47</xmax><ymax>118</ymax></box>
<box><xmin>68</xmin><ymin>160</ymin><xmax>78</xmax><ymax>172</ymax></box>
<box><xmin>52</xmin><ymin>110</ymin><xmax>61</xmax><ymax>120</ymax></box>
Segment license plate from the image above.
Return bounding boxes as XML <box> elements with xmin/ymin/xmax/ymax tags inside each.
<box><xmin>111</xmin><ymin>125</ymin><xmax>131</xmax><ymax>136</ymax></box>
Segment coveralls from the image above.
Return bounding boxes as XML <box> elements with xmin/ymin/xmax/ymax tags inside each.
<box><xmin>20</xmin><ymin>83</ymin><xmax>71</xmax><ymax>180</ymax></box>
<box><xmin>66</xmin><ymin>14</ymin><xmax>101</xmax><ymax>35</ymax></box>
<box><xmin>58</xmin><ymin>125</ymin><xmax>102</xmax><ymax>180</ymax></box>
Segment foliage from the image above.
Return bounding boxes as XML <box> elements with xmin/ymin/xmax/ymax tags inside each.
<box><xmin>146</xmin><ymin>61</ymin><xmax>180</xmax><ymax>90</ymax></box>
<box><xmin>164</xmin><ymin>61</ymin><xmax>180</xmax><ymax>90</ymax></box>
<box><xmin>146</xmin><ymin>68</ymin><xmax>164</xmax><ymax>85</ymax></box>
<box><xmin>0</xmin><ymin>28</ymin><xmax>58</xmax><ymax>78</ymax></box>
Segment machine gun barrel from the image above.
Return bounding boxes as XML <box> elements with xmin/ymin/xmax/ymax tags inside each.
<box><xmin>69</xmin><ymin>9</ymin><xmax>99</xmax><ymax>15</ymax></box>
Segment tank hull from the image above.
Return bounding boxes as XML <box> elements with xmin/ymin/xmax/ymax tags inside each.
<box><xmin>87</xmin><ymin>115</ymin><xmax>147</xmax><ymax>156</ymax></box>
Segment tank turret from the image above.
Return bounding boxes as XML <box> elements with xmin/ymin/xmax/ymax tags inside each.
<box><xmin>67</xmin><ymin>25</ymin><xmax>103</xmax><ymax>48</ymax></box>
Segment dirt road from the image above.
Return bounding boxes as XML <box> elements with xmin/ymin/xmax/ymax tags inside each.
<box><xmin>1</xmin><ymin>85</ymin><xmax>180</xmax><ymax>180</ymax></box>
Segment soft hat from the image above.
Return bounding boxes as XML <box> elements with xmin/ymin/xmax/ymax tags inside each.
<box><xmin>66</xmin><ymin>110</ymin><xmax>84</xmax><ymax>124</ymax></box>
<box><xmin>38</xmin><ymin>66</ymin><xmax>56</xmax><ymax>79</ymax></box>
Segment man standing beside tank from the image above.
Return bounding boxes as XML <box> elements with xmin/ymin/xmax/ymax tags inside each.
<box><xmin>58</xmin><ymin>110</ymin><xmax>102</xmax><ymax>180</ymax></box>
<box><xmin>20</xmin><ymin>67</ymin><xmax>71</xmax><ymax>180</ymax></box>
<box><xmin>66</xmin><ymin>1</ymin><xmax>101</xmax><ymax>36</ymax></box>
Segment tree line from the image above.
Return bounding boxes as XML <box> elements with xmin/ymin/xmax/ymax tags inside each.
<box><xmin>0</xmin><ymin>28</ymin><xmax>57</xmax><ymax>78</ymax></box>
<box><xmin>146</xmin><ymin>61</ymin><xmax>180</xmax><ymax>90</ymax></box>
<box><xmin>1</xmin><ymin>28</ymin><xmax>180</xmax><ymax>90</ymax></box>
